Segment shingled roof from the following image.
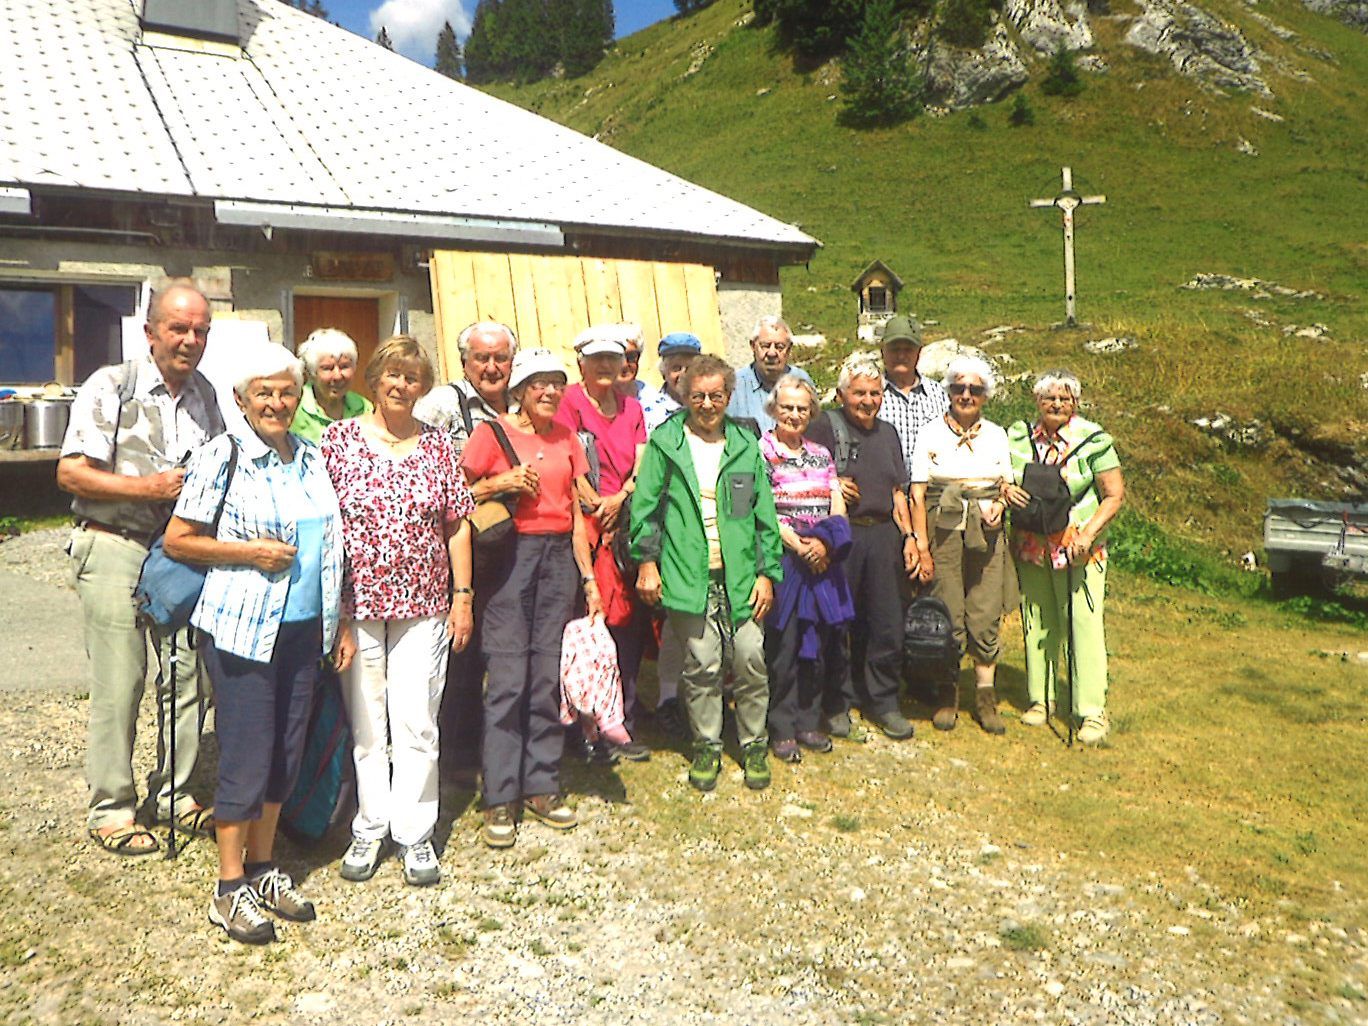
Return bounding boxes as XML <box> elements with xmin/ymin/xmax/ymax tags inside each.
<box><xmin>0</xmin><ymin>0</ymin><xmax>818</xmax><ymax>256</ymax></box>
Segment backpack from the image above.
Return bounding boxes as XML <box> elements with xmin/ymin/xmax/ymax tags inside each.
<box><xmin>902</xmin><ymin>594</ymin><xmax>961</xmax><ymax>681</ymax></box>
<box><xmin>279</xmin><ymin>666</ymin><xmax>356</xmax><ymax>843</ymax></box>
<box><xmin>1013</xmin><ymin>428</ymin><xmax>1104</xmax><ymax>536</ymax></box>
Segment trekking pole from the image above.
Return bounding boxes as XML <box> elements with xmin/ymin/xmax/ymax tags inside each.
<box><xmin>165</xmin><ymin>629</ymin><xmax>178</xmax><ymax>860</ymax></box>
<box><xmin>1064</xmin><ymin>556</ymin><xmax>1076</xmax><ymax>749</ymax></box>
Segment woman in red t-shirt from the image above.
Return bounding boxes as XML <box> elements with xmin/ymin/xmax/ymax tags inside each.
<box><xmin>460</xmin><ymin>348</ymin><xmax>601</xmax><ymax>849</ymax></box>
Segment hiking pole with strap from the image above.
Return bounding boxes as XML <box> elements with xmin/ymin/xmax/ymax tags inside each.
<box><xmin>165</xmin><ymin>629</ymin><xmax>179</xmax><ymax>859</ymax></box>
<box><xmin>1063</xmin><ymin>556</ymin><xmax>1077</xmax><ymax>748</ymax></box>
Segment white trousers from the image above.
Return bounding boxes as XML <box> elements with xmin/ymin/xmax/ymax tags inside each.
<box><xmin>343</xmin><ymin>616</ymin><xmax>449</xmax><ymax>847</ymax></box>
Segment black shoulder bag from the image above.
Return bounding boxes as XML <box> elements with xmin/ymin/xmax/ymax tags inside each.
<box><xmin>1013</xmin><ymin>427</ymin><xmax>1104</xmax><ymax>535</ymax></box>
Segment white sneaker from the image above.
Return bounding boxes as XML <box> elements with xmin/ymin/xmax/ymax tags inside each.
<box><xmin>1021</xmin><ymin>702</ymin><xmax>1049</xmax><ymax>727</ymax></box>
<box><xmin>1077</xmin><ymin>712</ymin><xmax>1110</xmax><ymax>746</ymax></box>
<box><xmin>402</xmin><ymin>840</ymin><xmax>440</xmax><ymax>887</ymax></box>
<box><xmin>340</xmin><ymin>836</ymin><xmax>384</xmax><ymax>882</ymax></box>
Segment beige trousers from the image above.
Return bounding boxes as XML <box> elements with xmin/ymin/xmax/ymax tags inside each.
<box><xmin>68</xmin><ymin>527</ymin><xmax>208</xmax><ymax>830</ymax></box>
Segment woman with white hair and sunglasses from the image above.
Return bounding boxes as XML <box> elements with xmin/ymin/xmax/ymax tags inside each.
<box><xmin>908</xmin><ymin>355</ymin><xmax>1016</xmax><ymax>735</ymax></box>
<box><xmin>290</xmin><ymin>328</ymin><xmax>373</xmax><ymax>444</ymax></box>
<box><xmin>164</xmin><ymin>343</ymin><xmax>347</xmax><ymax>945</ymax></box>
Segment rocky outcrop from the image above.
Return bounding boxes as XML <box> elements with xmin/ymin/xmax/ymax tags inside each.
<box><xmin>1300</xmin><ymin>0</ymin><xmax>1368</xmax><ymax>32</ymax></box>
<box><xmin>921</xmin><ymin>23</ymin><xmax>1030</xmax><ymax>110</ymax></box>
<box><xmin>1125</xmin><ymin>0</ymin><xmax>1271</xmax><ymax>96</ymax></box>
<box><xmin>1004</xmin><ymin>0</ymin><xmax>1094</xmax><ymax>54</ymax></box>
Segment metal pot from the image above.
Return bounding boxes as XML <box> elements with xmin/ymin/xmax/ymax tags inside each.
<box><xmin>0</xmin><ymin>402</ymin><xmax>23</xmax><ymax>450</ymax></box>
<box><xmin>23</xmin><ymin>398</ymin><xmax>73</xmax><ymax>449</ymax></box>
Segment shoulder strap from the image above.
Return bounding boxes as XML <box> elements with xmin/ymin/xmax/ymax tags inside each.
<box><xmin>1060</xmin><ymin>429</ymin><xmax>1105</xmax><ymax>466</ymax></box>
<box><xmin>109</xmin><ymin>360</ymin><xmax>139</xmax><ymax>470</ymax></box>
<box><xmin>209</xmin><ymin>437</ymin><xmax>238</xmax><ymax>536</ymax></box>
<box><xmin>829</xmin><ymin>410</ymin><xmax>854</xmax><ymax>474</ymax></box>
<box><xmin>453</xmin><ymin>384</ymin><xmax>474</xmax><ymax>436</ymax></box>
<box><xmin>486</xmin><ymin>418</ymin><xmax>520</xmax><ymax>467</ymax></box>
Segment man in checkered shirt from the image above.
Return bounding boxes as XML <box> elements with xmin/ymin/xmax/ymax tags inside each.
<box><xmin>876</xmin><ymin>315</ymin><xmax>948</xmax><ymax>480</ymax></box>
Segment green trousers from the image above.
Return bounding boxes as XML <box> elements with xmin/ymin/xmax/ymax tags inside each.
<box><xmin>1016</xmin><ymin>559</ymin><xmax>1109</xmax><ymax>719</ymax></box>
<box><xmin>68</xmin><ymin>528</ymin><xmax>208</xmax><ymax>830</ymax></box>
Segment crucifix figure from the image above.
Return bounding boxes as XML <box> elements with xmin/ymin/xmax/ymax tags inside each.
<box><xmin>1029</xmin><ymin>167</ymin><xmax>1106</xmax><ymax>328</ymax></box>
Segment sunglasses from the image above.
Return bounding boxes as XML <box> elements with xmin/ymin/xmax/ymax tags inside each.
<box><xmin>947</xmin><ymin>383</ymin><xmax>986</xmax><ymax>397</ymax></box>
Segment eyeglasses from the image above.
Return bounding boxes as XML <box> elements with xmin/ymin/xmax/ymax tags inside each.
<box><xmin>947</xmin><ymin>383</ymin><xmax>986</xmax><ymax>397</ymax></box>
<box><xmin>688</xmin><ymin>392</ymin><xmax>727</xmax><ymax>407</ymax></box>
<box><xmin>524</xmin><ymin>378</ymin><xmax>565</xmax><ymax>393</ymax></box>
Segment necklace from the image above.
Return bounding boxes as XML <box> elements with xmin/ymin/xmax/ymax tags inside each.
<box><xmin>513</xmin><ymin>415</ymin><xmax>547</xmax><ymax>459</ymax></box>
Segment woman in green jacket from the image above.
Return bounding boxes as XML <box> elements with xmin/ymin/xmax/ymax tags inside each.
<box><xmin>630</xmin><ymin>355</ymin><xmax>784</xmax><ymax>793</ymax></box>
<box><xmin>289</xmin><ymin>328</ymin><xmax>374</xmax><ymax>444</ymax></box>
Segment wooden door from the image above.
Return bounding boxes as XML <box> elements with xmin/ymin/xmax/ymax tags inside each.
<box><xmin>293</xmin><ymin>296</ymin><xmax>381</xmax><ymax>399</ymax></box>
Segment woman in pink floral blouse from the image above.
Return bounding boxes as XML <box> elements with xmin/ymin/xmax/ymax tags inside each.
<box><xmin>322</xmin><ymin>336</ymin><xmax>474</xmax><ymax>888</ymax></box>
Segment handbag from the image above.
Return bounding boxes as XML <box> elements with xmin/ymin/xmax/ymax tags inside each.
<box><xmin>471</xmin><ymin>420</ymin><xmax>520</xmax><ymax>553</ymax></box>
<box><xmin>1013</xmin><ymin>427</ymin><xmax>1102</xmax><ymax>536</ymax></box>
<box><xmin>134</xmin><ymin>438</ymin><xmax>238</xmax><ymax>630</ymax></box>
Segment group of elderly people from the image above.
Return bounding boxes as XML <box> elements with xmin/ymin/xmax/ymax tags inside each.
<box><xmin>58</xmin><ymin>285</ymin><xmax>1124</xmax><ymax>947</ymax></box>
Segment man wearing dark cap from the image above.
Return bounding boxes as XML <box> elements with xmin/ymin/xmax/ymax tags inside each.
<box><xmin>641</xmin><ymin>331</ymin><xmax>702</xmax><ymax>433</ymax></box>
<box><xmin>877</xmin><ymin>315</ymin><xmax>948</xmax><ymax>481</ymax></box>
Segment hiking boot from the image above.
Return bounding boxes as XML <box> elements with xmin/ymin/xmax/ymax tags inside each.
<box><xmin>482</xmin><ymin>804</ymin><xmax>517</xmax><ymax>848</ymax></box>
<box><xmin>796</xmin><ymin>730</ymin><xmax>833</xmax><ymax>753</ymax></box>
<box><xmin>824</xmin><ymin>710</ymin><xmax>852</xmax><ymax>738</ymax></box>
<box><xmin>771</xmin><ymin>739</ymin><xmax>801</xmax><ymax>764</ymax></box>
<box><xmin>251</xmin><ymin>867</ymin><xmax>316</xmax><ymax>922</ymax></box>
<box><xmin>1021</xmin><ymin>702</ymin><xmax>1049</xmax><ymax>727</ymax></box>
<box><xmin>340</xmin><ymin>836</ymin><xmax>385</xmax><ymax>882</ymax></box>
<box><xmin>655</xmin><ymin>698</ymin><xmax>688</xmax><ymax>740</ymax></box>
<box><xmin>524</xmin><ymin>794</ymin><xmax>577</xmax><ymax>830</ymax></box>
<box><xmin>589</xmin><ymin>739</ymin><xmax>620</xmax><ymax>765</ymax></box>
<box><xmin>610</xmin><ymin>740</ymin><xmax>652</xmax><ymax>762</ymax></box>
<box><xmin>874</xmin><ymin>709</ymin><xmax>914</xmax><ymax>740</ymax></box>
<box><xmin>401</xmin><ymin>840</ymin><xmax>441</xmax><ymax>886</ymax></box>
<box><xmin>742</xmin><ymin>741</ymin><xmax>771</xmax><ymax>790</ymax></box>
<box><xmin>1077</xmin><ymin>712</ymin><xmax>1110</xmax><ymax>746</ymax></box>
<box><xmin>975</xmin><ymin>687</ymin><xmax>1006</xmax><ymax>736</ymax></box>
<box><xmin>932</xmin><ymin>681</ymin><xmax>959</xmax><ymax>732</ymax></box>
<box><xmin>688</xmin><ymin>741</ymin><xmax>722</xmax><ymax>792</ymax></box>
<box><xmin>209</xmin><ymin>884</ymin><xmax>275</xmax><ymax>945</ymax></box>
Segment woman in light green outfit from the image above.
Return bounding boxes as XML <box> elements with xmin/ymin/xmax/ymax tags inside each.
<box><xmin>1003</xmin><ymin>370</ymin><xmax>1125</xmax><ymax>746</ymax></box>
<box><xmin>290</xmin><ymin>328</ymin><xmax>374</xmax><ymax>444</ymax></box>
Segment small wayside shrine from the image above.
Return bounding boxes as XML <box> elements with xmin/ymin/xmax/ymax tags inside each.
<box><xmin>851</xmin><ymin>261</ymin><xmax>904</xmax><ymax>341</ymax></box>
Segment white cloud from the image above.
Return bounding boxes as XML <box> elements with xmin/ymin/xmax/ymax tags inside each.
<box><xmin>368</xmin><ymin>0</ymin><xmax>471</xmax><ymax>61</ymax></box>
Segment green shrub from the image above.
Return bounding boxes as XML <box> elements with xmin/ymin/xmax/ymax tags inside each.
<box><xmin>966</xmin><ymin>110</ymin><xmax>987</xmax><ymax>130</ymax></box>
<box><xmin>1008</xmin><ymin>91</ymin><xmax>1034</xmax><ymax>126</ymax></box>
<box><xmin>1107</xmin><ymin>509</ymin><xmax>1256</xmax><ymax>597</ymax></box>
<box><xmin>1040</xmin><ymin>44</ymin><xmax>1085</xmax><ymax>97</ymax></box>
<box><xmin>937</xmin><ymin>0</ymin><xmax>996</xmax><ymax>49</ymax></box>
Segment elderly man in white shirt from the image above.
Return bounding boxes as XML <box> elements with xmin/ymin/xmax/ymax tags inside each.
<box><xmin>57</xmin><ymin>283</ymin><xmax>225</xmax><ymax>856</ymax></box>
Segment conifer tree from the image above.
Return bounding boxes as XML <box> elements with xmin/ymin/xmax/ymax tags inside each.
<box><xmin>839</xmin><ymin>0</ymin><xmax>921</xmax><ymax>127</ymax></box>
<box><xmin>464</xmin><ymin>0</ymin><xmax>500</xmax><ymax>83</ymax></box>
<box><xmin>375</xmin><ymin>26</ymin><xmax>394</xmax><ymax>50</ymax></box>
<box><xmin>435</xmin><ymin>20</ymin><xmax>463</xmax><ymax>79</ymax></box>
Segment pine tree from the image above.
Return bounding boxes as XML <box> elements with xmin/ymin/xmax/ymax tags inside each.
<box><xmin>280</xmin><ymin>0</ymin><xmax>330</xmax><ymax>17</ymax></box>
<box><xmin>839</xmin><ymin>0</ymin><xmax>921</xmax><ymax>127</ymax></box>
<box><xmin>375</xmin><ymin>26</ymin><xmax>394</xmax><ymax>50</ymax></box>
<box><xmin>754</xmin><ymin>0</ymin><xmax>867</xmax><ymax>61</ymax></box>
<box><xmin>435</xmin><ymin>20</ymin><xmax>463</xmax><ymax>79</ymax></box>
<box><xmin>561</xmin><ymin>0</ymin><xmax>614</xmax><ymax>78</ymax></box>
<box><xmin>464</xmin><ymin>0</ymin><xmax>500</xmax><ymax>83</ymax></box>
<box><xmin>674</xmin><ymin>0</ymin><xmax>714</xmax><ymax>12</ymax></box>
<box><xmin>1040</xmin><ymin>43</ymin><xmax>1084</xmax><ymax>96</ymax></box>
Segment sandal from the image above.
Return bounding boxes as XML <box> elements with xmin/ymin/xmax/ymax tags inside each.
<box><xmin>162</xmin><ymin>805</ymin><xmax>216</xmax><ymax>837</ymax></box>
<box><xmin>89</xmin><ymin>823</ymin><xmax>161</xmax><ymax>857</ymax></box>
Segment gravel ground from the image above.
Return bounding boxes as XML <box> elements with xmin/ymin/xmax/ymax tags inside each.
<box><xmin>2</xmin><ymin>529</ymin><xmax>1366</xmax><ymax>1025</ymax></box>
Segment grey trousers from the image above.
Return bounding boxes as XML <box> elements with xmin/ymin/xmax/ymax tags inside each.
<box><xmin>67</xmin><ymin>527</ymin><xmax>208</xmax><ymax>830</ymax></box>
<box><xmin>480</xmin><ymin>533</ymin><xmax>576</xmax><ymax>807</ymax></box>
<box><xmin>668</xmin><ymin>575</ymin><xmax>769</xmax><ymax>748</ymax></box>
<box><xmin>844</xmin><ymin>520</ymin><xmax>907</xmax><ymax>717</ymax></box>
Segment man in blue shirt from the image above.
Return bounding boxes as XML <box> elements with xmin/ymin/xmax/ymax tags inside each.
<box><xmin>726</xmin><ymin>316</ymin><xmax>814</xmax><ymax>434</ymax></box>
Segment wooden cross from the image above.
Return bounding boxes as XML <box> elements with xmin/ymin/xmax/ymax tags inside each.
<box><xmin>1030</xmin><ymin>167</ymin><xmax>1106</xmax><ymax>328</ymax></box>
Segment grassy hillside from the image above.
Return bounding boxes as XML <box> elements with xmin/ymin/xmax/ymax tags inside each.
<box><xmin>488</xmin><ymin>0</ymin><xmax>1367</xmax><ymax>566</ymax></box>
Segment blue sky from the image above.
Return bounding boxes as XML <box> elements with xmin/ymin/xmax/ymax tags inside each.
<box><xmin>324</xmin><ymin>1</ymin><xmax>677</xmax><ymax>62</ymax></box>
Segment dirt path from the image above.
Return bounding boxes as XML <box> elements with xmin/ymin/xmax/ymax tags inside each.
<box><xmin>1</xmin><ymin>530</ymin><xmax>1364</xmax><ymax>1025</ymax></box>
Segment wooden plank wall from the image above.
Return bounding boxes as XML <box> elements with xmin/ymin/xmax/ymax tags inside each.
<box><xmin>428</xmin><ymin>251</ymin><xmax>724</xmax><ymax>386</ymax></box>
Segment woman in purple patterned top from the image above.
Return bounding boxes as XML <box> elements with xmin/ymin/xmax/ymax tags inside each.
<box><xmin>760</xmin><ymin>375</ymin><xmax>853</xmax><ymax>764</ymax></box>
